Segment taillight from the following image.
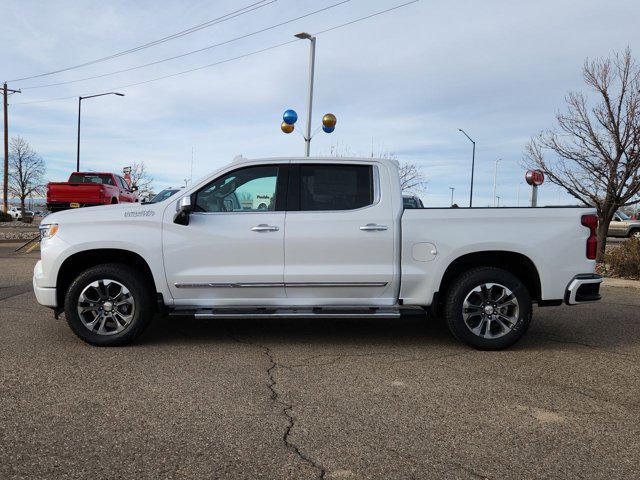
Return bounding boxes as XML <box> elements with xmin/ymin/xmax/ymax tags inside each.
<box><xmin>581</xmin><ymin>214</ymin><xmax>598</xmax><ymax>260</ymax></box>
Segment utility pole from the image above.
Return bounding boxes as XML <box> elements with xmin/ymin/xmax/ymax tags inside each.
<box><xmin>295</xmin><ymin>32</ymin><xmax>316</xmax><ymax>157</ymax></box>
<box><xmin>449</xmin><ymin>187</ymin><xmax>455</xmax><ymax>206</ymax></box>
<box><xmin>3</xmin><ymin>82</ymin><xmax>21</xmax><ymax>214</ymax></box>
<box><xmin>492</xmin><ymin>158</ymin><xmax>501</xmax><ymax>207</ymax></box>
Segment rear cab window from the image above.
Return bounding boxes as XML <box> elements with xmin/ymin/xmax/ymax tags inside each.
<box><xmin>69</xmin><ymin>173</ymin><xmax>114</xmax><ymax>185</ymax></box>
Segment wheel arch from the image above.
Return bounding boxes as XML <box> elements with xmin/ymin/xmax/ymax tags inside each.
<box><xmin>436</xmin><ymin>250</ymin><xmax>542</xmax><ymax>304</ymax></box>
<box><xmin>56</xmin><ymin>249</ymin><xmax>157</xmax><ymax>308</ymax></box>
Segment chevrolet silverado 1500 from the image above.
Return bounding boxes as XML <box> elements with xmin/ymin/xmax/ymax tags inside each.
<box><xmin>34</xmin><ymin>157</ymin><xmax>602</xmax><ymax>349</ymax></box>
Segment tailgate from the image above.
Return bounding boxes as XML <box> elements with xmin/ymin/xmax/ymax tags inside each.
<box><xmin>48</xmin><ymin>183</ymin><xmax>104</xmax><ymax>203</ymax></box>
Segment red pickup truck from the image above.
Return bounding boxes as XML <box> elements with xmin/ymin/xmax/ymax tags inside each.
<box><xmin>46</xmin><ymin>172</ymin><xmax>139</xmax><ymax>212</ymax></box>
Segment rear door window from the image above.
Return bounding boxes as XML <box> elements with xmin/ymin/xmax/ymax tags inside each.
<box><xmin>289</xmin><ymin>164</ymin><xmax>374</xmax><ymax>211</ymax></box>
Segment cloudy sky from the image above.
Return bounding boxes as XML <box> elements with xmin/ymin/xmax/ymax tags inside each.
<box><xmin>2</xmin><ymin>0</ymin><xmax>639</xmax><ymax>206</ymax></box>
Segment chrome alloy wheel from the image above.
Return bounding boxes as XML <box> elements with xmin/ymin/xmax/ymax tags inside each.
<box><xmin>462</xmin><ymin>283</ymin><xmax>519</xmax><ymax>339</ymax></box>
<box><xmin>77</xmin><ymin>279</ymin><xmax>135</xmax><ymax>336</ymax></box>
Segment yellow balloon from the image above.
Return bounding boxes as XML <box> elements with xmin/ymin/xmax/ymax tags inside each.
<box><xmin>281</xmin><ymin>121</ymin><xmax>294</xmax><ymax>134</ymax></box>
<box><xmin>322</xmin><ymin>113</ymin><xmax>337</xmax><ymax>128</ymax></box>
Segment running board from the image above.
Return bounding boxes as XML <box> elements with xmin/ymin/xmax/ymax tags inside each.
<box><xmin>169</xmin><ymin>306</ymin><xmax>402</xmax><ymax>320</ymax></box>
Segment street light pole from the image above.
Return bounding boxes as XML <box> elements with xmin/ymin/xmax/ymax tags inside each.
<box><xmin>295</xmin><ymin>32</ymin><xmax>316</xmax><ymax>157</ymax></box>
<box><xmin>449</xmin><ymin>187</ymin><xmax>455</xmax><ymax>206</ymax></box>
<box><xmin>458</xmin><ymin>129</ymin><xmax>476</xmax><ymax>207</ymax></box>
<box><xmin>76</xmin><ymin>92</ymin><xmax>125</xmax><ymax>172</ymax></box>
<box><xmin>492</xmin><ymin>158</ymin><xmax>501</xmax><ymax>207</ymax></box>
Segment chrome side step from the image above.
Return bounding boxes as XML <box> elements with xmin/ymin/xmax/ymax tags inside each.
<box><xmin>169</xmin><ymin>306</ymin><xmax>402</xmax><ymax>320</ymax></box>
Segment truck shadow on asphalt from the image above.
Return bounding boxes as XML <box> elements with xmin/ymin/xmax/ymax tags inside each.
<box><xmin>139</xmin><ymin>311</ymin><xmax>462</xmax><ymax>349</ymax></box>
<box><xmin>133</xmin><ymin>300</ymin><xmax>638</xmax><ymax>352</ymax></box>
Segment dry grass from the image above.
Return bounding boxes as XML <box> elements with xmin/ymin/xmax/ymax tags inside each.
<box><xmin>601</xmin><ymin>237</ymin><xmax>640</xmax><ymax>279</ymax></box>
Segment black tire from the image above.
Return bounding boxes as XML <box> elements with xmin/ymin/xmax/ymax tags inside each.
<box><xmin>64</xmin><ymin>263</ymin><xmax>154</xmax><ymax>346</ymax></box>
<box><xmin>629</xmin><ymin>229</ymin><xmax>640</xmax><ymax>239</ymax></box>
<box><xmin>444</xmin><ymin>267</ymin><xmax>532</xmax><ymax>350</ymax></box>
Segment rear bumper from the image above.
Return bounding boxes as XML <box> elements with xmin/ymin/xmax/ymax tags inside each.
<box><xmin>565</xmin><ymin>274</ymin><xmax>602</xmax><ymax>305</ymax></box>
<box><xmin>47</xmin><ymin>201</ymin><xmax>104</xmax><ymax>212</ymax></box>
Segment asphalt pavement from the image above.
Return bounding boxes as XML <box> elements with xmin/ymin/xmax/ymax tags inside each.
<box><xmin>1</xmin><ymin>243</ymin><xmax>639</xmax><ymax>479</ymax></box>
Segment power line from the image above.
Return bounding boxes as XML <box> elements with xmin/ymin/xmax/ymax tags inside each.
<box><xmin>20</xmin><ymin>0</ymin><xmax>353</xmax><ymax>91</ymax></box>
<box><xmin>12</xmin><ymin>0</ymin><xmax>421</xmax><ymax>106</ymax></box>
<box><xmin>8</xmin><ymin>0</ymin><xmax>276</xmax><ymax>82</ymax></box>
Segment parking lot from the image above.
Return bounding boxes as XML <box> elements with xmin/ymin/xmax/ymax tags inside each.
<box><xmin>1</xmin><ymin>241</ymin><xmax>639</xmax><ymax>479</ymax></box>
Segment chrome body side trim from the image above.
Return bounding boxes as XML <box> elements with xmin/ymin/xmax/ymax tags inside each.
<box><xmin>174</xmin><ymin>281</ymin><xmax>388</xmax><ymax>289</ymax></box>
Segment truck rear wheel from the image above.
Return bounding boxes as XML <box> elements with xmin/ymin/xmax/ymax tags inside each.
<box><xmin>64</xmin><ymin>263</ymin><xmax>154</xmax><ymax>346</ymax></box>
<box><xmin>444</xmin><ymin>267</ymin><xmax>532</xmax><ymax>350</ymax></box>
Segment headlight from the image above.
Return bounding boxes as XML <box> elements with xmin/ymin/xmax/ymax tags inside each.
<box><xmin>39</xmin><ymin>224</ymin><xmax>59</xmax><ymax>240</ymax></box>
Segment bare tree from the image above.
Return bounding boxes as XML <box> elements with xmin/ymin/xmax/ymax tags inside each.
<box><xmin>524</xmin><ymin>48</ymin><xmax>640</xmax><ymax>260</ymax></box>
<box><xmin>128</xmin><ymin>161</ymin><xmax>154</xmax><ymax>199</ymax></box>
<box><xmin>398</xmin><ymin>161</ymin><xmax>427</xmax><ymax>194</ymax></box>
<box><xmin>8</xmin><ymin>136</ymin><xmax>46</xmax><ymax>216</ymax></box>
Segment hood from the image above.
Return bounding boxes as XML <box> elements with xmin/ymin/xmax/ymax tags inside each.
<box><xmin>43</xmin><ymin>202</ymin><xmax>165</xmax><ymax>225</ymax></box>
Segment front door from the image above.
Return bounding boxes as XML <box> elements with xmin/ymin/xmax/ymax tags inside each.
<box><xmin>283</xmin><ymin>162</ymin><xmax>397</xmax><ymax>306</ymax></box>
<box><xmin>163</xmin><ymin>163</ymin><xmax>288</xmax><ymax>307</ymax></box>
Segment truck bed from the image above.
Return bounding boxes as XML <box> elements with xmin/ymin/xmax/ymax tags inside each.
<box><xmin>399</xmin><ymin>206</ymin><xmax>595</xmax><ymax>305</ymax></box>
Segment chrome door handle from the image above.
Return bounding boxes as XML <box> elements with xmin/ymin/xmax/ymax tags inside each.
<box><xmin>359</xmin><ymin>223</ymin><xmax>388</xmax><ymax>231</ymax></box>
<box><xmin>251</xmin><ymin>224</ymin><xmax>279</xmax><ymax>232</ymax></box>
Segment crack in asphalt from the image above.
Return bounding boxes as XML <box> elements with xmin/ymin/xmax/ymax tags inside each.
<box><xmin>226</xmin><ymin>330</ymin><xmax>327</xmax><ymax>480</ymax></box>
<box><xmin>263</xmin><ymin>346</ymin><xmax>327</xmax><ymax>480</ymax></box>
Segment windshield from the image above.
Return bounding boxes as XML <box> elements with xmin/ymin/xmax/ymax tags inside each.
<box><xmin>69</xmin><ymin>173</ymin><xmax>114</xmax><ymax>185</ymax></box>
<box><xmin>617</xmin><ymin>211</ymin><xmax>630</xmax><ymax>220</ymax></box>
<box><xmin>150</xmin><ymin>189</ymin><xmax>179</xmax><ymax>203</ymax></box>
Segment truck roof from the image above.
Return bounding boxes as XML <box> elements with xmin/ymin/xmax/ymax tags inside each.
<box><xmin>233</xmin><ymin>156</ymin><xmax>400</xmax><ymax>167</ymax></box>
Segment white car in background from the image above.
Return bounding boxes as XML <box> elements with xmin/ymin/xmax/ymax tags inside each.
<box><xmin>8</xmin><ymin>207</ymin><xmax>34</xmax><ymax>220</ymax></box>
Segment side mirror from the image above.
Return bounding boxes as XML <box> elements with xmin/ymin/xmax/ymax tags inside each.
<box><xmin>174</xmin><ymin>196</ymin><xmax>193</xmax><ymax>225</ymax></box>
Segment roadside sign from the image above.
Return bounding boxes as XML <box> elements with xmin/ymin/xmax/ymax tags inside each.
<box><xmin>525</xmin><ymin>170</ymin><xmax>545</xmax><ymax>186</ymax></box>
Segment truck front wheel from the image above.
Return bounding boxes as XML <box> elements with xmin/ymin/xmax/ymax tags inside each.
<box><xmin>444</xmin><ymin>267</ymin><xmax>532</xmax><ymax>350</ymax></box>
<box><xmin>64</xmin><ymin>263</ymin><xmax>154</xmax><ymax>346</ymax></box>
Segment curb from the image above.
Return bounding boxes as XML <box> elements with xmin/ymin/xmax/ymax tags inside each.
<box><xmin>603</xmin><ymin>277</ymin><xmax>640</xmax><ymax>289</ymax></box>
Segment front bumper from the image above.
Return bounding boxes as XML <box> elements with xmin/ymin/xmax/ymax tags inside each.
<box><xmin>565</xmin><ymin>274</ymin><xmax>602</xmax><ymax>305</ymax></box>
<box><xmin>33</xmin><ymin>261</ymin><xmax>57</xmax><ymax>307</ymax></box>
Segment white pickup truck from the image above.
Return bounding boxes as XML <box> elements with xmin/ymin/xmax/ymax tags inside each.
<box><xmin>33</xmin><ymin>156</ymin><xmax>602</xmax><ymax>349</ymax></box>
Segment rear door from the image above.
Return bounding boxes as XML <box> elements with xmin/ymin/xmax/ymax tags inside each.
<box><xmin>283</xmin><ymin>161</ymin><xmax>396</xmax><ymax>305</ymax></box>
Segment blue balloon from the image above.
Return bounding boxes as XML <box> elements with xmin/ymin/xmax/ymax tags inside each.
<box><xmin>283</xmin><ymin>109</ymin><xmax>298</xmax><ymax>125</ymax></box>
<box><xmin>322</xmin><ymin>125</ymin><xmax>335</xmax><ymax>133</ymax></box>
